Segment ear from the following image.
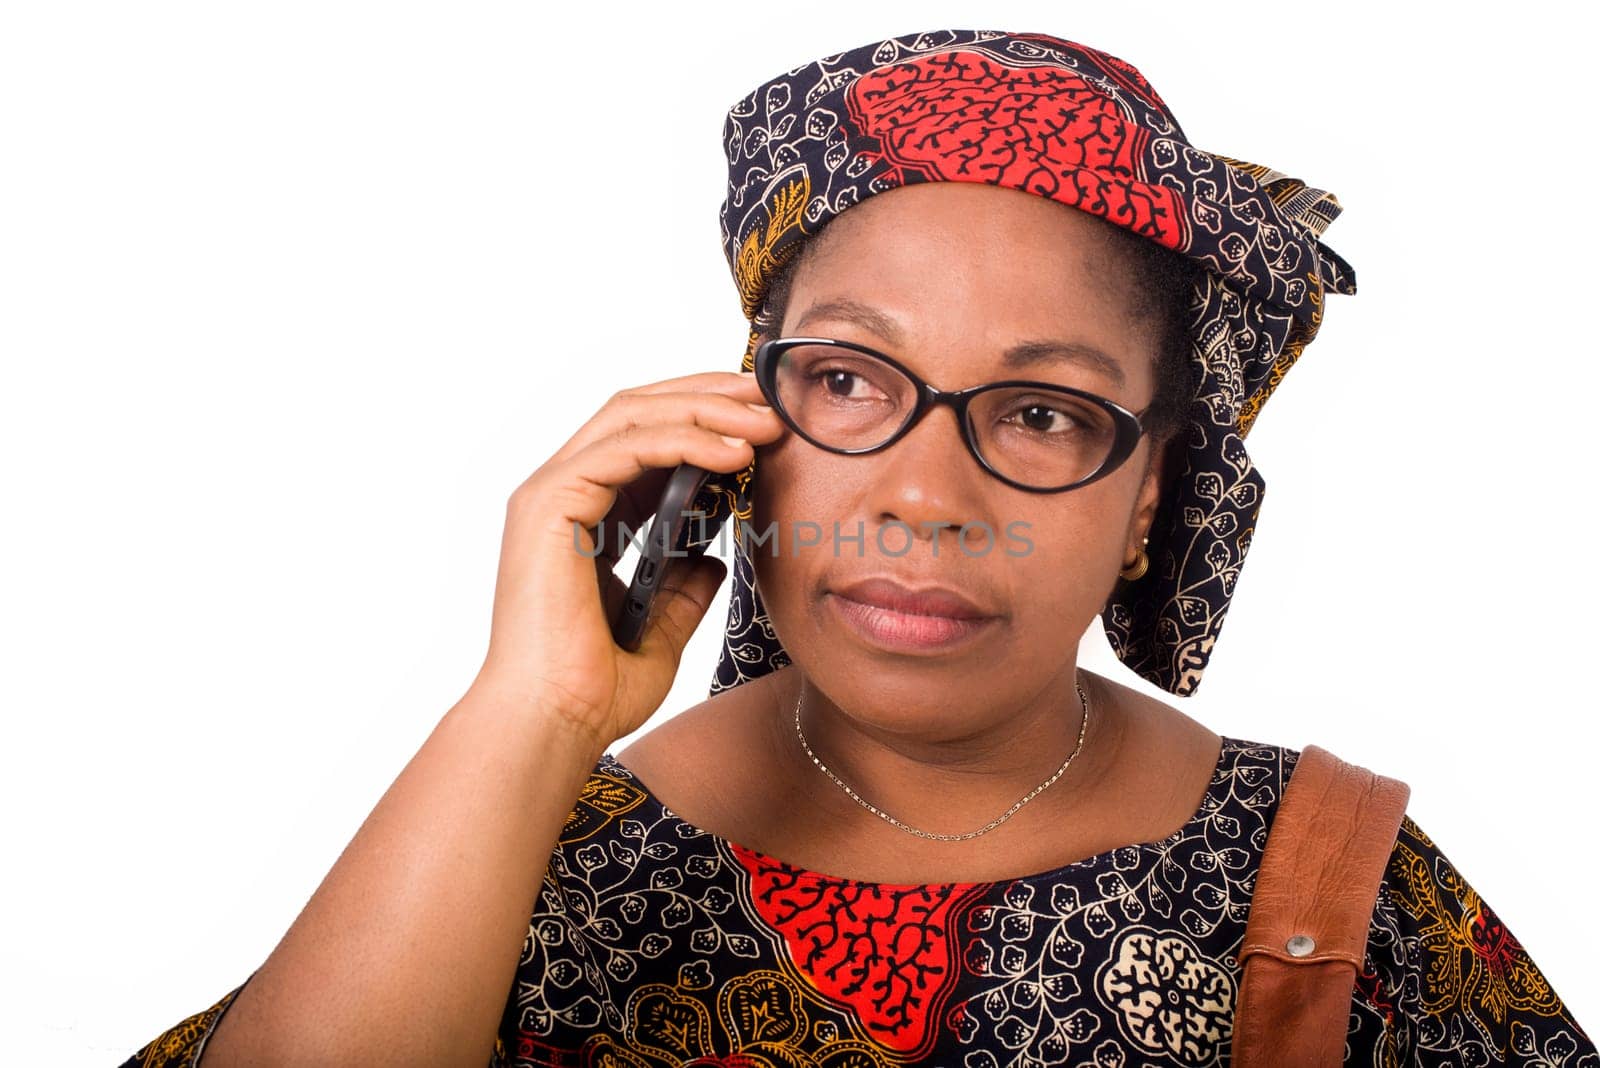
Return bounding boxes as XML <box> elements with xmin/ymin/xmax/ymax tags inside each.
<box><xmin>1127</xmin><ymin>437</ymin><xmax>1169</xmax><ymax>559</ymax></box>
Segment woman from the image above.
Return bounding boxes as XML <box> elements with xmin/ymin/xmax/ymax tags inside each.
<box><xmin>121</xmin><ymin>29</ymin><xmax>1593</xmax><ymax>1066</ymax></box>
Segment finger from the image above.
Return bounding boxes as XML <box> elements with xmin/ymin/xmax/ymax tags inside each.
<box><xmin>582</xmin><ymin>470</ymin><xmax>671</xmax><ymax>568</ymax></box>
<box><xmin>630</xmin><ymin>553</ymin><xmax>728</xmax><ymax>686</ymax></box>
<box><xmin>535</xmin><ymin>424</ymin><xmax>756</xmax><ymax>539</ymax></box>
<box><xmin>618</xmin><ymin>369</ymin><xmax>759</xmax><ymax>396</ymax></box>
<box><xmin>545</xmin><ymin>380</ymin><xmax>774</xmax><ymax>471</ymax></box>
<box><xmin>593</xmin><ymin>469</ymin><xmax>674</xmax><ymax>554</ymax></box>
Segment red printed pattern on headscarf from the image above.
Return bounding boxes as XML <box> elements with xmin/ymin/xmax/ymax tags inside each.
<box><xmin>845</xmin><ymin>50</ymin><xmax>1187</xmax><ymax>251</ymax></box>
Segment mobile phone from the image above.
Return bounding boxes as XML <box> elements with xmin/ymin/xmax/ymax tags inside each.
<box><xmin>609</xmin><ymin>463</ymin><xmax>728</xmax><ymax>651</ymax></box>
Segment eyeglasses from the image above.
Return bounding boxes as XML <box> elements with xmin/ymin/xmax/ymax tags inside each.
<box><xmin>753</xmin><ymin>336</ymin><xmax>1148</xmax><ymax>494</ymax></box>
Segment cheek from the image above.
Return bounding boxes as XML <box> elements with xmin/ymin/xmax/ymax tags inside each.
<box><xmin>747</xmin><ymin>441</ymin><xmax>822</xmax><ymax>599</ymax></box>
<box><xmin>751</xmin><ymin>432</ymin><xmax>845</xmax><ymax>527</ymax></box>
<box><xmin>749</xmin><ymin>440</ymin><xmax>795</xmax><ymax>529</ymax></box>
<box><xmin>1007</xmin><ymin>485</ymin><xmax>1137</xmax><ymax>590</ymax></box>
<box><xmin>1013</xmin><ymin>513</ymin><xmax>1104</xmax><ymax>572</ymax></box>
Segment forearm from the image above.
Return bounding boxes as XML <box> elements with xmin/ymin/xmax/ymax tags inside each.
<box><xmin>201</xmin><ymin>688</ymin><xmax>608</xmax><ymax>1067</ymax></box>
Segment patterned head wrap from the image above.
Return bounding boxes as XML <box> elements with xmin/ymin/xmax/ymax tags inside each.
<box><xmin>693</xmin><ymin>29</ymin><xmax>1356</xmax><ymax>698</ymax></box>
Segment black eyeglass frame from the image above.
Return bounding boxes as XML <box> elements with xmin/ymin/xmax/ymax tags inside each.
<box><xmin>753</xmin><ymin>335</ymin><xmax>1149</xmax><ymax>494</ymax></box>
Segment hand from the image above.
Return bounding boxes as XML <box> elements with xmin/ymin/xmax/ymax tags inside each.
<box><xmin>467</xmin><ymin>371</ymin><xmax>783</xmax><ymax>748</ymax></box>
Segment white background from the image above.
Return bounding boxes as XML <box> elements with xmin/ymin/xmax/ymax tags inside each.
<box><xmin>4</xmin><ymin>3</ymin><xmax>1594</xmax><ymax>1062</ymax></box>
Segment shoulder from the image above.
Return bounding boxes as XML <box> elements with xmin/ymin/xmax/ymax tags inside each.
<box><xmin>1080</xmin><ymin>670</ymin><xmax>1303</xmax><ymax>808</ymax></box>
<box><xmin>1361</xmin><ymin>812</ymin><xmax>1598</xmax><ymax>1058</ymax></box>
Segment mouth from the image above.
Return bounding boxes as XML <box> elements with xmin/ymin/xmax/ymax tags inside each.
<box><xmin>828</xmin><ymin>576</ymin><xmax>994</xmax><ymax>620</ymax></box>
<box><xmin>825</xmin><ymin>589</ymin><xmax>1000</xmax><ymax>654</ymax></box>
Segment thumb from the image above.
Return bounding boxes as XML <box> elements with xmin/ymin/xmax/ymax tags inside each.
<box><xmin>635</xmin><ymin>554</ymin><xmax>728</xmax><ymax>670</ymax></box>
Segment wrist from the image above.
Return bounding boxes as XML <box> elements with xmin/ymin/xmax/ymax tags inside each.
<box><xmin>454</xmin><ymin>683</ymin><xmax>612</xmax><ymax>759</ymax></box>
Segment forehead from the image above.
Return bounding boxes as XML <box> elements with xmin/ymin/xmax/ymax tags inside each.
<box><xmin>810</xmin><ymin>180</ymin><xmax>1121</xmax><ymax>257</ymax></box>
<box><xmin>792</xmin><ymin>296</ymin><xmax>1128</xmax><ymax>390</ymax></box>
<box><xmin>783</xmin><ymin>183</ymin><xmax>1155</xmax><ymax>388</ymax></box>
<box><xmin>798</xmin><ymin>183</ymin><xmax>1143</xmax><ymax>315</ymax></box>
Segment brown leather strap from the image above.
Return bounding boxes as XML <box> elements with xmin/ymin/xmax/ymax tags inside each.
<box><xmin>1232</xmin><ymin>744</ymin><xmax>1411</xmax><ymax>1067</ymax></box>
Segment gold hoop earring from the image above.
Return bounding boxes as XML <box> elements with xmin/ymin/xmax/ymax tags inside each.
<box><xmin>1119</xmin><ymin>537</ymin><xmax>1150</xmax><ymax>581</ymax></box>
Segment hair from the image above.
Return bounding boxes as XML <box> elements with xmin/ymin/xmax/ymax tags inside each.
<box><xmin>752</xmin><ymin>210</ymin><xmax>1204</xmax><ymax>447</ymax></box>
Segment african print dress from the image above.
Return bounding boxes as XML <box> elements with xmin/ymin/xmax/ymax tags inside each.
<box><xmin>120</xmin><ymin>738</ymin><xmax>1594</xmax><ymax>1066</ymax></box>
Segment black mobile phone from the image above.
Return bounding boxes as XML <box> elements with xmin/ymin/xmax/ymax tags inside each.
<box><xmin>609</xmin><ymin>463</ymin><xmax>727</xmax><ymax>651</ymax></box>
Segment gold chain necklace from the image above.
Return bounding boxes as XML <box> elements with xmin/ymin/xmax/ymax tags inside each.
<box><xmin>791</xmin><ymin>680</ymin><xmax>1091</xmax><ymax>842</ymax></box>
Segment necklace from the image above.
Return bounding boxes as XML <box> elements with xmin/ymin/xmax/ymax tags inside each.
<box><xmin>791</xmin><ymin>679</ymin><xmax>1091</xmax><ymax>842</ymax></box>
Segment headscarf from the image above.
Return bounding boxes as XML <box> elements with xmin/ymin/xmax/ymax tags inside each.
<box><xmin>689</xmin><ymin>29</ymin><xmax>1357</xmax><ymax>698</ymax></box>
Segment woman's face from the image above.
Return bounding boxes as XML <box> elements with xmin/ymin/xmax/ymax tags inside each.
<box><xmin>749</xmin><ymin>180</ymin><xmax>1167</xmax><ymax>736</ymax></box>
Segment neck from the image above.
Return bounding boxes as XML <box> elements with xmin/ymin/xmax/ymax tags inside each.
<box><xmin>765</xmin><ymin>664</ymin><xmax>1122</xmax><ymax>838</ymax></box>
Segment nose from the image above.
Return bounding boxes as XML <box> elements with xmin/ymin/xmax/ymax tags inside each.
<box><xmin>861</xmin><ymin>399</ymin><xmax>993</xmax><ymax>553</ymax></box>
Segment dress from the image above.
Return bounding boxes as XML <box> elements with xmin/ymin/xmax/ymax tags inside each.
<box><xmin>120</xmin><ymin>737</ymin><xmax>1595</xmax><ymax>1066</ymax></box>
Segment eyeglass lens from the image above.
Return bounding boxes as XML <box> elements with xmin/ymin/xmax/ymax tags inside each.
<box><xmin>772</xmin><ymin>342</ymin><xmax>1120</xmax><ymax>490</ymax></box>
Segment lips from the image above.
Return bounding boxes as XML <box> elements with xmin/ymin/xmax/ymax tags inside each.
<box><xmin>829</xmin><ymin>576</ymin><xmax>993</xmax><ymax>620</ymax></box>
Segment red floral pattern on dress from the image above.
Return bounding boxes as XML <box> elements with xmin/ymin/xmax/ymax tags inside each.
<box><xmin>730</xmin><ymin>843</ymin><xmax>986</xmax><ymax>1057</ymax></box>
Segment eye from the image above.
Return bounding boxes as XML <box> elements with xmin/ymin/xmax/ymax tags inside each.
<box><xmin>805</xmin><ymin>363</ymin><xmax>890</xmax><ymax>401</ymax></box>
<box><xmin>1000</xmin><ymin>399</ymin><xmax>1092</xmax><ymax>436</ymax></box>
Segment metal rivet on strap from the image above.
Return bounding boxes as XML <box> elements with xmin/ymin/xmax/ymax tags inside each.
<box><xmin>1286</xmin><ymin>934</ymin><xmax>1316</xmax><ymax>957</ymax></box>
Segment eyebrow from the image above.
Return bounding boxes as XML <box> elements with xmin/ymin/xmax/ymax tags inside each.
<box><xmin>793</xmin><ymin>298</ymin><xmax>1127</xmax><ymax>389</ymax></box>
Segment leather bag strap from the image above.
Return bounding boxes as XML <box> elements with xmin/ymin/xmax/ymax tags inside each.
<box><xmin>1232</xmin><ymin>744</ymin><xmax>1411</xmax><ymax>1066</ymax></box>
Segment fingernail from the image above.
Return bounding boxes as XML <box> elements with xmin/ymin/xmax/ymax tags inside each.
<box><xmin>721</xmin><ymin>434</ymin><xmax>747</xmax><ymax>447</ymax></box>
<box><xmin>746</xmin><ymin>403</ymin><xmax>772</xmax><ymax>414</ymax></box>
